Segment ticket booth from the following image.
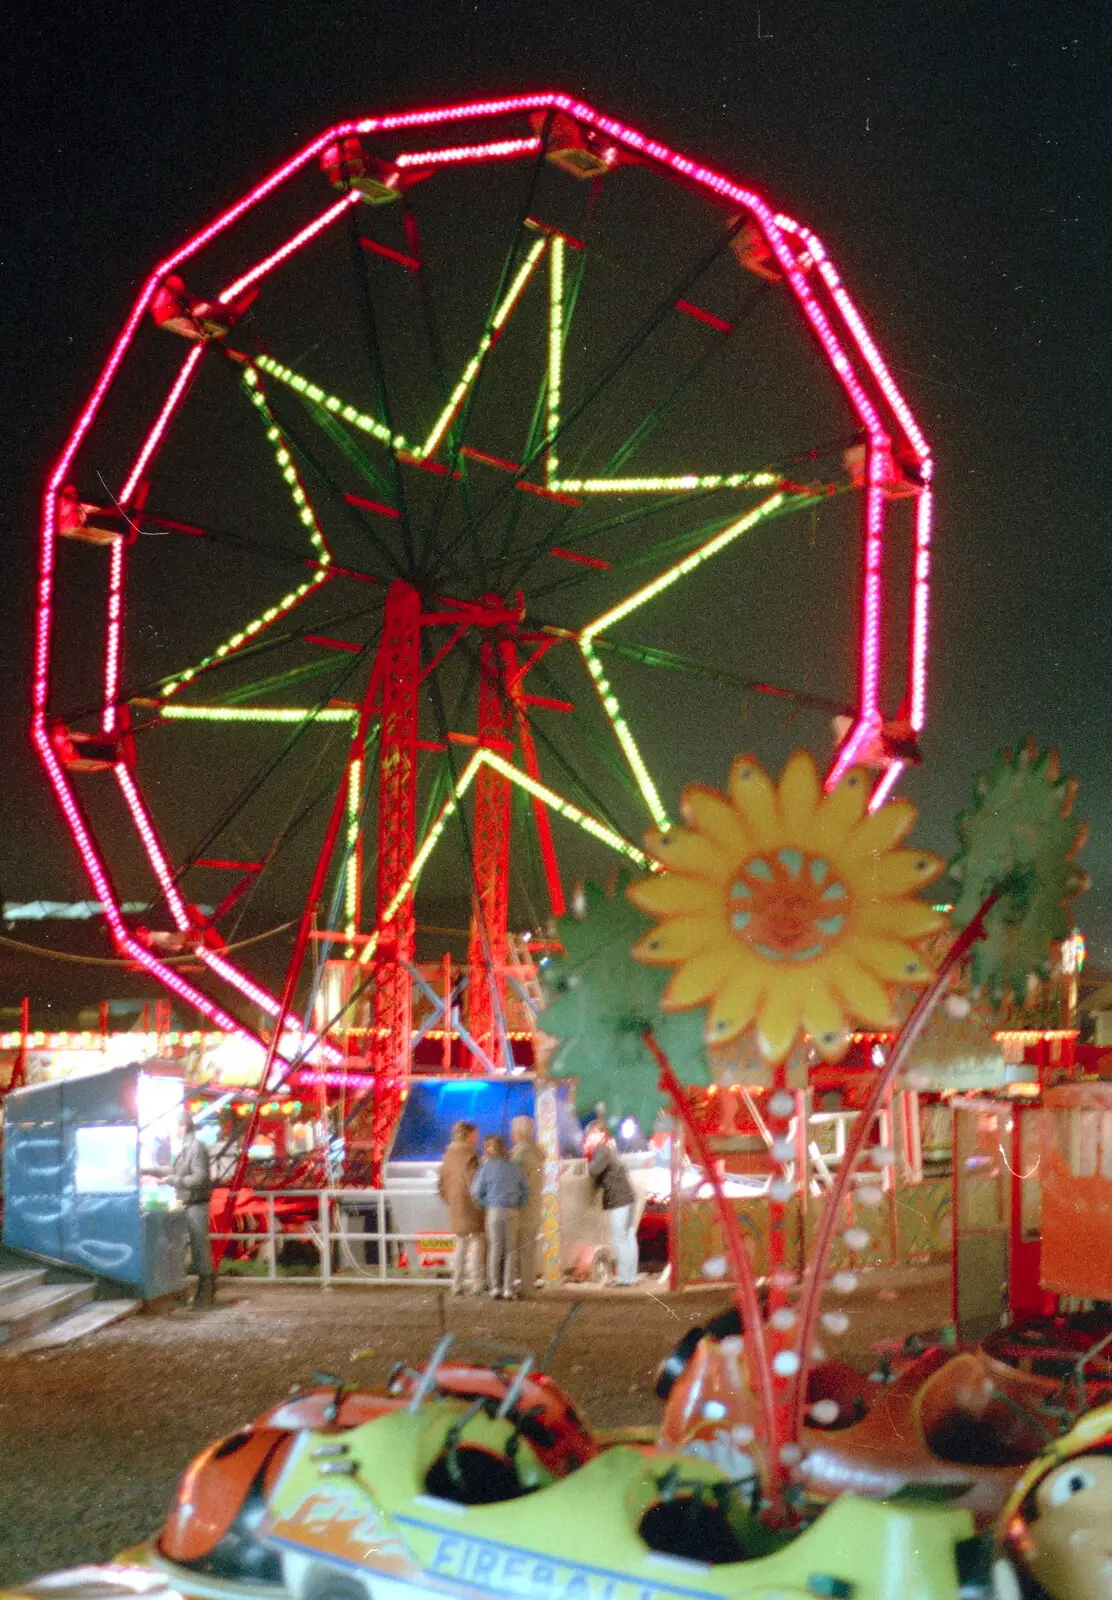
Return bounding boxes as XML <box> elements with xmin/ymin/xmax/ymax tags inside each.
<box><xmin>2</xmin><ymin>1063</ymin><xmax>190</xmax><ymax>1298</ymax></box>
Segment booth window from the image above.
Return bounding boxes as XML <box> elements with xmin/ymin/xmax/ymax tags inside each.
<box><xmin>74</xmin><ymin>1125</ymin><xmax>138</xmax><ymax>1194</ymax></box>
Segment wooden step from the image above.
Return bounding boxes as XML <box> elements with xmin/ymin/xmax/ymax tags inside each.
<box><xmin>1</xmin><ymin>1299</ymin><xmax>138</xmax><ymax>1357</ymax></box>
<box><xmin>0</xmin><ymin>1267</ymin><xmax>47</xmax><ymax>1307</ymax></box>
<box><xmin>0</xmin><ymin>1282</ymin><xmax>95</xmax><ymax>1344</ymax></box>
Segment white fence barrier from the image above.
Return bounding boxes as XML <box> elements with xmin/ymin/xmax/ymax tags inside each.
<box><xmin>211</xmin><ymin>1189</ymin><xmax>459</xmax><ymax>1287</ymax></box>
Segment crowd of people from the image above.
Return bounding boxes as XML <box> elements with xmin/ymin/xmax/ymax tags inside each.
<box><xmin>437</xmin><ymin>1114</ymin><xmax>639</xmax><ymax>1297</ymax></box>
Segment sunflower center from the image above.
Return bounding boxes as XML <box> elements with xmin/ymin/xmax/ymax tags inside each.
<box><xmin>728</xmin><ymin>849</ymin><xmax>849</xmax><ymax>962</ymax></box>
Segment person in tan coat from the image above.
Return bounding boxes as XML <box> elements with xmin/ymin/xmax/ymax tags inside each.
<box><xmin>510</xmin><ymin>1114</ymin><xmax>545</xmax><ymax>1298</ymax></box>
<box><xmin>438</xmin><ymin>1120</ymin><xmax>486</xmax><ymax>1295</ymax></box>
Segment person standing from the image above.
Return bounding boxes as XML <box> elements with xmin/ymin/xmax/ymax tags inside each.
<box><xmin>438</xmin><ymin>1121</ymin><xmax>486</xmax><ymax>1296</ymax></box>
<box><xmin>145</xmin><ymin>1110</ymin><xmax>215</xmax><ymax>1309</ymax></box>
<box><xmin>472</xmin><ymin>1134</ymin><xmax>526</xmax><ymax>1299</ymax></box>
<box><xmin>510</xmin><ymin>1114</ymin><xmax>544</xmax><ymax>1298</ymax></box>
<box><xmin>587</xmin><ymin>1124</ymin><xmax>639</xmax><ymax>1286</ymax></box>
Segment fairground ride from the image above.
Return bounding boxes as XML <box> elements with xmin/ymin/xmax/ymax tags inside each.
<box><xmin>32</xmin><ymin>93</ymin><xmax>932</xmax><ymax>1173</ymax></box>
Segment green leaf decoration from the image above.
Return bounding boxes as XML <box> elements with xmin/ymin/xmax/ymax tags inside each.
<box><xmin>537</xmin><ymin>877</ymin><xmax>709</xmax><ymax>1126</ymax></box>
<box><xmin>948</xmin><ymin>740</ymin><xmax>1087</xmax><ymax>1006</ymax></box>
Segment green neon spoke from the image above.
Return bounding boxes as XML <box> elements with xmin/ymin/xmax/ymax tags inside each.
<box><xmin>343</xmin><ymin>756</ymin><xmax>362</xmax><ymax>952</ymax></box>
<box><xmin>216</xmin><ymin>658</ymin><xmax>355</xmax><ymax>706</ymax></box>
<box><xmin>552</xmin><ymin>470</ymin><xmax>783</xmax><ymax>495</ymax></box>
<box><xmin>242</xmin><ymin>367</ymin><xmax>331</xmax><ymax>564</ymax></box>
<box><xmin>253</xmin><ymin>353</ymin><xmax>408</xmax><ymax>452</ymax></box>
<box><xmin>546</xmin><ymin>234</ymin><xmax>565</xmax><ymax>485</ymax></box>
<box><xmin>160</xmin><ymin>366</ymin><xmax>333</xmax><ymax>700</ymax></box>
<box><xmin>292</xmin><ymin>393</ymin><xmax>396</xmax><ymax>509</ymax></box>
<box><xmin>575</xmin><ymin>493</ymin><xmax>788</xmax><ymax>825</ymax></box>
<box><xmin>422</xmin><ymin>236</ymin><xmax>548</xmax><ymax>461</ymax></box>
<box><xmin>159</xmin><ymin>705</ymin><xmax>357</xmax><ymax>725</ymax></box>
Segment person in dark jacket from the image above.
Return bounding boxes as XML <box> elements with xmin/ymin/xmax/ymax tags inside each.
<box><xmin>438</xmin><ymin>1120</ymin><xmax>486</xmax><ymax>1295</ymax></box>
<box><xmin>471</xmin><ymin>1134</ymin><xmax>527</xmax><ymax>1299</ymax></box>
<box><xmin>146</xmin><ymin>1111</ymin><xmax>215</xmax><ymax>1309</ymax></box>
<box><xmin>587</xmin><ymin>1124</ymin><xmax>638</xmax><ymax>1285</ymax></box>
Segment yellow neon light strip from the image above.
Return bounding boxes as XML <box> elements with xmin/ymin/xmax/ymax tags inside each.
<box><xmin>344</xmin><ymin>758</ymin><xmax>362</xmax><ymax>955</ymax></box>
<box><xmin>551</xmin><ymin>471</ymin><xmax>782</xmax><ymax>494</ymax></box>
<box><xmin>357</xmin><ymin>747</ymin><xmax>649</xmax><ymax>967</ymax></box>
<box><xmin>161</xmin><ymin>367</ymin><xmax>332</xmax><ymax>699</ymax></box>
<box><xmin>577</xmin><ymin>493</ymin><xmax>786</xmax><ymax>828</ymax></box>
<box><xmin>419</xmin><ymin>237</ymin><xmax>548</xmax><ymax>460</ymax></box>
<box><xmin>476</xmin><ymin>748</ymin><xmax>650</xmax><ymax>867</ymax></box>
<box><xmin>357</xmin><ymin>751</ymin><xmax>484</xmax><ymax>966</ymax></box>
<box><xmin>546</xmin><ymin>235</ymin><xmax>564</xmax><ymax>486</ymax></box>
<box><xmin>581</xmin><ymin>493</ymin><xmax>784</xmax><ymax>644</ymax></box>
<box><xmin>159</xmin><ymin>705</ymin><xmax>357</xmax><ymax>724</ymax></box>
<box><xmin>246</xmin><ymin>357</ymin><xmax>790</xmax><ymax>505</ymax></box>
<box><xmin>580</xmin><ymin>643</ymin><xmax>671</xmax><ymax>830</ymax></box>
<box><xmin>253</xmin><ymin>354</ymin><xmax>409</xmax><ymax>453</ymax></box>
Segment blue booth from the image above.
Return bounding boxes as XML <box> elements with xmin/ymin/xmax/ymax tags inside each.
<box><xmin>2</xmin><ymin>1063</ymin><xmax>190</xmax><ymax>1298</ymax></box>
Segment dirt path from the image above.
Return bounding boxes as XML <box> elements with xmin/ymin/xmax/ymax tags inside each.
<box><xmin>0</xmin><ymin>1271</ymin><xmax>949</xmax><ymax>1586</ymax></box>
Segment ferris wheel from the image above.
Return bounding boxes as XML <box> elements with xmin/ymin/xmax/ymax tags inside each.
<box><xmin>33</xmin><ymin>93</ymin><xmax>933</xmax><ymax>1138</ymax></box>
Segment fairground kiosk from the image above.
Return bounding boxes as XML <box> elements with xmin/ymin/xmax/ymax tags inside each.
<box><xmin>2</xmin><ymin>1061</ymin><xmax>190</xmax><ymax>1298</ymax></box>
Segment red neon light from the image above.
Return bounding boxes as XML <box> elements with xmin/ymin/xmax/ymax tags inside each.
<box><xmin>304</xmin><ymin>633</ymin><xmax>362</xmax><ymax>653</ymax></box>
<box><xmin>549</xmin><ymin>547</ymin><xmax>611</xmax><ymax>570</ymax></box>
<box><xmin>343</xmin><ymin>491</ymin><xmax>401</xmax><ymax>519</ymax></box>
<box><xmin>218</xmin><ymin>191</ymin><xmax>361</xmax><ymax>304</ymax></box>
<box><xmin>195</xmin><ymin>858</ymin><xmax>263</xmax><ymax>871</ymax></box>
<box><xmin>525</xmin><ymin>218</ymin><xmax>585</xmax><ymax>250</ymax></box>
<box><xmin>674</xmin><ymin>299</ymin><xmax>732</xmax><ymax>333</ymax></box>
<box><xmin>360</xmin><ymin>237</ymin><xmax>421</xmax><ymax>271</ymax></box>
<box><xmin>394</xmin><ymin>136</ymin><xmax>541</xmax><ymax>168</ymax></box>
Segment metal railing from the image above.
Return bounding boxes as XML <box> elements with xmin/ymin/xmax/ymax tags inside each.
<box><xmin>211</xmin><ymin>1188</ymin><xmax>458</xmax><ymax>1287</ymax></box>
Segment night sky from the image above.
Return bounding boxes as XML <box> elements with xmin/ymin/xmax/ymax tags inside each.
<box><xmin>1</xmin><ymin>1</ymin><xmax>1108</xmax><ymax>992</ymax></box>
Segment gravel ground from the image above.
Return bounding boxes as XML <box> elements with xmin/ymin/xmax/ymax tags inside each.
<box><xmin>0</xmin><ymin>1270</ymin><xmax>949</xmax><ymax>1588</ymax></box>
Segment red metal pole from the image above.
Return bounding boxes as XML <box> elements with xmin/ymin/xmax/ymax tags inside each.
<box><xmin>228</xmin><ymin>615</ymin><xmax>388</xmax><ymax>1191</ymax></box>
<box><xmin>466</xmin><ymin>631</ymin><xmax>515</xmax><ymax>1070</ymax></box>
<box><xmin>643</xmin><ymin>1033</ymin><xmax>780</xmax><ymax>1501</ymax></box>
<box><xmin>791</xmin><ymin>888</ymin><xmax>1003</xmax><ymax>1444</ymax></box>
<box><xmin>10</xmin><ymin>997</ymin><xmax>30</xmax><ymax>1092</ymax></box>
<box><xmin>363</xmin><ymin>580</ymin><xmax>422</xmax><ymax>1176</ymax></box>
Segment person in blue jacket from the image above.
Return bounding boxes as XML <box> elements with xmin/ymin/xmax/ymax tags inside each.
<box><xmin>471</xmin><ymin>1133</ymin><xmax>527</xmax><ymax>1299</ymax></box>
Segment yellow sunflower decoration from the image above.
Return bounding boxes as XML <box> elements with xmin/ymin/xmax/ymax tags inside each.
<box><xmin>628</xmin><ymin>751</ymin><xmax>946</xmax><ymax>1061</ymax></box>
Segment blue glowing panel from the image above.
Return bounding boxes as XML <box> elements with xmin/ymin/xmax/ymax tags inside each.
<box><xmin>390</xmin><ymin>1079</ymin><xmax>537</xmax><ymax>1161</ymax></box>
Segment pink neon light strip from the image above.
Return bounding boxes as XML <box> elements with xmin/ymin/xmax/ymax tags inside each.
<box><xmin>106</xmin><ymin>347</ymin><xmax>206</xmax><ymax>735</ymax></box>
<box><xmin>910</xmin><ymin>487</ymin><xmax>933</xmax><ymax>732</ymax></box>
<box><xmin>119</xmin><ymin>345</ymin><xmax>205</xmax><ymax>504</ymax></box>
<box><xmin>219</xmin><ymin>190</ymin><xmax>361</xmax><ymax>305</ymax></box>
<box><xmin>115</xmin><ymin>762</ymin><xmax>192</xmax><ymax>930</ymax></box>
<box><xmin>868</xmin><ymin>760</ymin><xmax>905</xmax><ymax>812</ymax></box>
<box><xmin>198</xmin><ymin>950</ymin><xmax>343</xmax><ymax>1065</ymax></box>
<box><xmin>32</xmin><ymin>730</ymin><xmax>260</xmax><ymax>1039</ymax></box>
<box><xmin>394</xmin><ymin>136</ymin><xmax>541</xmax><ymax>168</ymax></box>
<box><xmin>102</xmin><ymin>536</ymin><xmax>125</xmax><ymax>735</ymax></box>
<box><xmin>120</xmin><ymin>757</ymin><xmax>340</xmax><ymax>1060</ymax></box>
<box><xmin>774</xmin><ymin>215</ymin><xmax>930</xmax><ymax>464</ymax></box>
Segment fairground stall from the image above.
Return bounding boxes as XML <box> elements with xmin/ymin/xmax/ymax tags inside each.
<box><xmin>2</xmin><ymin>1060</ymin><xmax>189</xmax><ymax>1297</ymax></box>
